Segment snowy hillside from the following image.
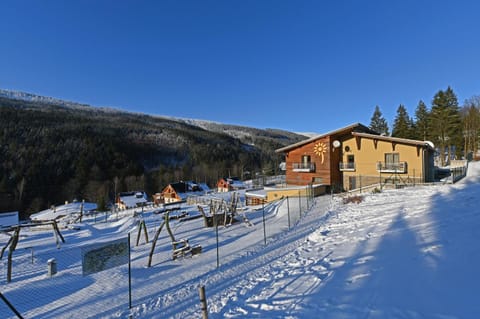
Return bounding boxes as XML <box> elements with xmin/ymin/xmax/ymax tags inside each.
<box><xmin>1</xmin><ymin>163</ymin><xmax>480</xmax><ymax>318</ymax></box>
<box><xmin>0</xmin><ymin>88</ymin><xmax>92</xmax><ymax>110</ymax></box>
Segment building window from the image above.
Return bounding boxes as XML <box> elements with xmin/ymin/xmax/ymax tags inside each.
<box><xmin>293</xmin><ymin>155</ymin><xmax>315</xmax><ymax>172</ymax></box>
<box><xmin>340</xmin><ymin>154</ymin><xmax>355</xmax><ymax>171</ymax></box>
<box><xmin>347</xmin><ymin>154</ymin><xmax>354</xmax><ymax>164</ymax></box>
<box><xmin>385</xmin><ymin>153</ymin><xmax>400</xmax><ymax>165</ymax></box>
<box><xmin>378</xmin><ymin>153</ymin><xmax>407</xmax><ymax>173</ymax></box>
<box><xmin>302</xmin><ymin>155</ymin><xmax>311</xmax><ymax>165</ymax></box>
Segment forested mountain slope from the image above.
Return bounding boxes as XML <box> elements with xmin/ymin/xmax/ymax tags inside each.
<box><xmin>0</xmin><ymin>95</ymin><xmax>306</xmax><ymax>216</ymax></box>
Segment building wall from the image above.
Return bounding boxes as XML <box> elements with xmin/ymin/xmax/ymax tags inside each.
<box><xmin>266</xmin><ymin>185</ymin><xmax>326</xmax><ymax>201</ymax></box>
<box><xmin>217</xmin><ymin>179</ymin><xmax>229</xmax><ymax>192</ymax></box>
<box><xmin>285</xmin><ymin>136</ymin><xmax>332</xmax><ymax>185</ymax></box>
<box><xmin>340</xmin><ymin>136</ymin><xmax>429</xmax><ymax>190</ymax></box>
<box><xmin>161</xmin><ymin>185</ymin><xmax>182</xmax><ymax>204</ymax></box>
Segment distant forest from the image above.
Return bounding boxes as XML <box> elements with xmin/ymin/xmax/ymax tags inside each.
<box><xmin>369</xmin><ymin>87</ymin><xmax>480</xmax><ymax>166</ymax></box>
<box><xmin>0</xmin><ymin>97</ymin><xmax>305</xmax><ymax>217</ymax></box>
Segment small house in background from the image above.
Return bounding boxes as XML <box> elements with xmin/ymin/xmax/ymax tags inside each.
<box><xmin>159</xmin><ymin>181</ymin><xmax>210</xmax><ymax>204</ymax></box>
<box><xmin>217</xmin><ymin>177</ymin><xmax>247</xmax><ymax>192</ymax></box>
<box><xmin>116</xmin><ymin>191</ymin><xmax>148</xmax><ymax>210</ymax></box>
<box><xmin>30</xmin><ymin>201</ymin><xmax>97</xmax><ymax>221</ymax></box>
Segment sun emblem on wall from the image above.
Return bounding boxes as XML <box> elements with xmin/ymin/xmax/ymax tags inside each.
<box><xmin>313</xmin><ymin>142</ymin><xmax>328</xmax><ymax>164</ymax></box>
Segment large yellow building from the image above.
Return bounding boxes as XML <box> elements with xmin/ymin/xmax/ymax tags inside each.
<box><xmin>276</xmin><ymin>123</ymin><xmax>435</xmax><ymax>192</ymax></box>
<box><xmin>340</xmin><ymin>131</ymin><xmax>435</xmax><ymax>190</ymax></box>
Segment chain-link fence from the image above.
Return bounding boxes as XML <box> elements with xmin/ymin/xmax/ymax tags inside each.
<box><xmin>0</xmin><ymin>192</ymin><xmax>316</xmax><ymax>319</ymax></box>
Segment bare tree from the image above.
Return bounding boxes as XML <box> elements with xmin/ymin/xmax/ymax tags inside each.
<box><xmin>462</xmin><ymin>96</ymin><xmax>480</xmax><ymax>159</ymax></box>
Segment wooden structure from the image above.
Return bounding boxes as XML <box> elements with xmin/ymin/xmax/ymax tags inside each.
<box><xmin>216</xmin><ymin>177</ymin><xmax>247</xmax><ymax>192</ymax></box>
<box><xmin>244</xmin><ymin>184</ymin><xmax>326</xmax><ymax>206</ymax></box>
<box><xmin>159</xmin><ymin>181</ymin><xmax>208</xmax><ymax>204</ymax></box>
<box><xmin>0</xmin><ymin>220</ymin><xmax>65</xmax><ymax>282</ymax></box>
<box><xmin>276</xmin><ymin>123</ymin><xmax>435</xmax><ymax>192</ymax></box>
<box><xmin>147</xmin><ymin>211</ymin><xmax>201</xmax><ymax>266</ymax></box>
<box><xmin>197</xmin><ymin>192</ymin><xmax>239</xmax><ymax>227</ymax></box>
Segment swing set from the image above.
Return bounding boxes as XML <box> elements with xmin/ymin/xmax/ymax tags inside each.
<box><xmin>135</xmin><ymin>210</ymin><xmax>201</xmax><ymax>267</ymax></box>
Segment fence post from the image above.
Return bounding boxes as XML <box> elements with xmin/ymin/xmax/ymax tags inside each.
<box><xmin>199</xmin><ymin>286</ymin><xmax>208</xmax><ymax>319</ymax></box>
<box><xmin>215</xmin><ymin>220</ymin><xmax>219</xmax><ymax>268</ymax></box>
<box><xmin>128</xmin><ymin>233</ymin><xmax>132</xmax><ymax>309</ymax></box>
<box><xmin>298</xmin><ymin>191</ymin><xmax>302</xmax><ymax>219</ymax></box>
<box><xmin>287</xmin><ymin>196</ymin><xmax>291</xmax><ymax>229</ymax></box>
<box><xmin>262</xmin><ymin>202</ymin><xmax>267</xmax><ymax>245</ymax></box>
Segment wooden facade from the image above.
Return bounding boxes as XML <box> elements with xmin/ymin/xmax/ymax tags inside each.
<box><xmin>276</xmin><ymin>123</ymin><xmax>435</xmax><ymax>192</ymax></box>
<box><xmin>216</xmin><ymin>177</ymin><xmax>246</xmax><ymax>192</ymax></box>
<box><xmin>276</xmin><ymin>123</ymin><xmax>375</xmax><ymax>189</ymax></box>
<box><xmin>159</xmin><ymin>181</ymin><xmax>209</xmax><ymax>204</ymax></box>
<box><xmin>160</xmin><ymin>183</ymin><xmax>186</xmax><ymax>204</ymax></box>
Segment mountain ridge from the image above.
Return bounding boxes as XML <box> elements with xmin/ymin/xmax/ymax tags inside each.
<box><xmin>0</xmin><ymin>89</ymin><xmax>307</xmax><ymax>215</ymax></box>
<box><xmin>0</xmin><ymin>88</ymin><xmax>312</xmax><ymax>139</ymax></box>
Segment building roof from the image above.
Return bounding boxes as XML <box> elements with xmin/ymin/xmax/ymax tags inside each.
<box><xmin>30</xmin><ymin>201</ymin><xmax>97</xmax><ymax>221</ymax></box>
<box><xmin>118</xmin><ymin>191</ymin><xmax>147</xmax><ymax>208</ymax></box>
<box><xmin>275</xmin><ymin>123</ymin><xmax>376</xmax><ymax>153</ymax></box>
<box><xmin>220</xmin><ymin>177</ymin><xmax>247</xmax><ymax>188</ymax></box>
<box><xmin>351</xmin><ymin>132</ymin><xmax>435</xmax><ymax>149</ymax></box>
<box><xmin>244</xmin><ymin>188</ymin><xmax>267</xmax><ymax>199</ymax></box>
<box><xmin>166</xmin><ymin>181</ymin><xmax>210</xmax><ymax>200</ymax></box>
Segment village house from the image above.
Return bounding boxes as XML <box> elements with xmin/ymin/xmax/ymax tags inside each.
<box><xmin>275</xmin><ymin>123</ymin><xmax>435</xmax><ymax>192</ymax></box>
<box><xmin>217</xmin><ymin>177</ymin><xmax>247</xmax><ymax>192</ymax></box>
<box><xmin>30</xmin><ymin>200</ymin><xmax>97</xmax><ymax>221</ymax></box>
<box><xmin>116</xmin><ymin>191</ymin><xmax>148</xmax><ymax>210</ymax></box>
<box><xmin>156</xmin><ymin>181</ymin><xmax>210</xmax><ymax>204</ymax></box>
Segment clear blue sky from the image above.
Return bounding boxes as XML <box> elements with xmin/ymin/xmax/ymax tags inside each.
<box><xmin>1</xmin><ymin>1</ymin><xmax>479</xmax><ymax>133</ymax></box>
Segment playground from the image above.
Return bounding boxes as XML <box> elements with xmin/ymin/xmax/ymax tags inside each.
<box><xmin>0</xmin><ymin>193</ymin><xmax>312</xmax><ymax>318</ymax></box>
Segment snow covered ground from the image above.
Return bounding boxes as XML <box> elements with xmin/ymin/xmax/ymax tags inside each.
<box><xmin>2</xmin><ymin>162</ymin><xmax>480</xmax><ymax>319</ymax></box>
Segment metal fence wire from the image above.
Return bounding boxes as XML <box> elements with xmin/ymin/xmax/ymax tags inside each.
<box><xmin>0</xmin><ymin>192</ymin><xmax>316</xmax><ymax>319</ymax></box>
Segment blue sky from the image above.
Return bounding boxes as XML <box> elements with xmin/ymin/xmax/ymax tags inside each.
<box><xmin>1</xmin><ymin>1</ymin><xmax>480</xmax><ymax>133</ymax></box>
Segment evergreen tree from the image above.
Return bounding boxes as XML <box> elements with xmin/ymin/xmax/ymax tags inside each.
<box><xmin>369</xmin><ymin>105</ymin><xmax>390</xmax><ymax>135</ymax></box>
<box><xmin>392</xmin><ymin>104</ymin><xmax>414</xmax><ymax>139</ymax></box>
<box><xmin>414</xmin><ymin>100</ymin><xmax>430</xmax><ymax>141</ymax></box>
<box><xmin>430</xmin><ymin>86</ymin><xmax>461</xmax><ymax>165</ymax></box>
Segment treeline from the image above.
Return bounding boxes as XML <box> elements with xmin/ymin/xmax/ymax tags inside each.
<box><xmin>369</xmin><ymin>86</ymin><xmax>479</xmax><ymax>165</ymax></box>
<box><xmin>0</xmin><ymin>97</ymin><xmax>304</xmax><ymax>217</ymax></box>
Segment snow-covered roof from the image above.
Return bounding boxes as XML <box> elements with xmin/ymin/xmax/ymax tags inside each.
<box><xmin>351</xmin><ymin>132</ymin><xmax>435</xmax><ymax>149</ymax></box>
<box><xmin>220</xmin><ymin>177</ymin><xmax>247</xmax><ymax>189</ymax></box>
<box><xmin>168</xmin><ymin>181</ymin><xmax>210</xmax><ymax>197</ymax></box>
<box><xmin>275</xmin><ymin>123</ymin><xmax>375</xmax><ymax>153</ymax></box>
<box><xmin>245</xmin><ymin>188</ymin><xmax>268</xmax><ymax>199</ymax></box>
<box><xmin>30</xmin><ymin>201</ymin><xmax>97</xmax><ymax>221</ymax></box>
<box><xmin>118</xmin><ymin>191</ymin><xmax>147</xmax><ymax>208</ymax></box>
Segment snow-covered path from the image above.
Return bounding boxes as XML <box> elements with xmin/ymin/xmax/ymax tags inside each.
<box><xmin>163</xmin><ymin>163</ymin><xmax>480</xmax><ymax>319</ymax></box>
<box><xmin>2</xmin><ymin>163</ymin><xmax>480</xmax><ymax>319</ymax></box>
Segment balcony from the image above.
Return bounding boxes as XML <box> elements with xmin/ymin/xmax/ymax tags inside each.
<box><xmin>339</xmin><ymin>162</ymin><xmax>356</xmax><ymax>171</ymax></box>
<box><xmin>292</xmin><ymin>162</ymin><xmax>316</xmax><ymax>172</ymax></box>
<box><xmin>376</xmin><ymin>162</ymin><xmax>407</xmax><ymax>173</ymax></box>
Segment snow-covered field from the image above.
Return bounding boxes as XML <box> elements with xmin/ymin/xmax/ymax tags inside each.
<box><xmin>2</xmin><ymin>162</ymin><xmax>480</xmax><ymax>319</ymax></box>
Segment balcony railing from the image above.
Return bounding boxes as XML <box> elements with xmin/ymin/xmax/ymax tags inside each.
<box><xmin>376</xmin><ymin>162</ymin><xmax>407</xmax><ymax>173</ymax></box>
<box><xmin>339</xmin><ymin>162</ymin><xmax>356</xmax><ymax>171</ymax></box>
<box><xmin>292</xmin><ymin>162</ymin><xmax>316</xmax><ymax>172</ymax></box>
